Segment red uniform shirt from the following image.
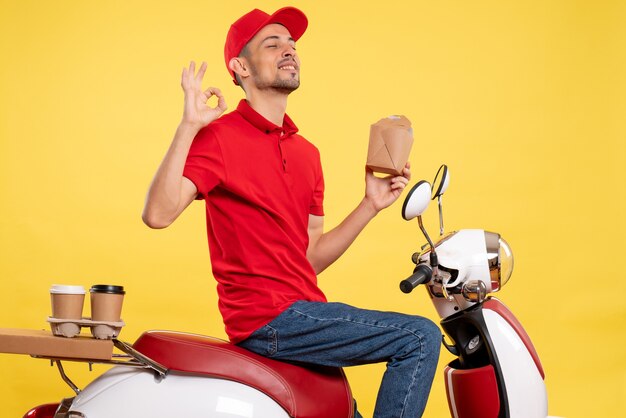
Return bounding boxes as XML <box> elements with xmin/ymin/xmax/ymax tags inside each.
<box><xmin>183</xmin><ymin>99</ymin><xmax>328</xmax><ymax>343</ymax></box>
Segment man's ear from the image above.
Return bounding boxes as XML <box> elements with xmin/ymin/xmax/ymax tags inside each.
<box><xmin>229</xmin><ymin>57</ymin><xmax>249</xmax><ymax>80</ymax></box>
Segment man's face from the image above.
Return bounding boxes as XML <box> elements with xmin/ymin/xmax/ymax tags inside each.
<box><xmin>243</xmin><ymin>23</ymin><xmax>300</xmax><ymax>93</ymax></box>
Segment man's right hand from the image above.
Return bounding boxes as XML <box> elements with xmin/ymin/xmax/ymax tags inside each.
<box><xmin>181</xmin><ymin>61</ymin><xmax>227</xmax><ymax>130</ymax></box>
<box><xmin>142</xmin><ymin>61</ymin><xmax>226</xmax><ymax>229</ymax></box>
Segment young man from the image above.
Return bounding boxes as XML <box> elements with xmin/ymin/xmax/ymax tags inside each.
<box><xmin>143</xmin><ymin>7</ymin><xmax>440</xmax><ymax>418</ymax></box>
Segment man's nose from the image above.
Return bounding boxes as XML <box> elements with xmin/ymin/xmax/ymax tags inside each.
<box><xmin>282</xmin><ymin>44</ymin><xmax>296</xmax><ymax>57</ymax></box>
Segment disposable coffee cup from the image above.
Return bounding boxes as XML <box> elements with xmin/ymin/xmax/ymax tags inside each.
<box><xmin>90</xmin><ymin>284</ymin><xmax>125</xmax><ymax>322</ymax></box>
<box><xmin>50</xmin><ymin>285</ymin><xmax>86</xmax><ymax>320</ymax></box>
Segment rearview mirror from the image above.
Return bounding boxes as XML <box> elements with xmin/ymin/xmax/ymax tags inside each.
<box><xmin>402</xmin><ymin>181</ymin><xmax>432</xmax><ymax>221</ymax></box>
<box><xmin>431</xmin><ymin>164</ymin><xmax>449</xmax><ymax>199</ymax></box>
<box><xmin>432</xmin><ymin>164</ymin><xmax>450</xmax><ymax>235</ymax></box>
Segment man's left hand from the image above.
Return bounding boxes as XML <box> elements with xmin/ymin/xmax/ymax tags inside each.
<box><xmin>363</xmin><ymin>162</ymin><xmax>411</xmax><ymax>213</ymax></box>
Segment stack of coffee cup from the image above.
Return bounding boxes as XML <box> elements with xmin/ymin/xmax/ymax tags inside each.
<box><xmin>49</xmin><ymin>285</ymin><xmax>86</xmax><ymax>337</ymax></box>
<box><xmin>90</xmin><ymin>284</ymin><xmax>125</xmax><ymax>339</ymax></box>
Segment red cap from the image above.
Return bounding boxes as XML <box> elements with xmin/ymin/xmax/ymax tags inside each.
<box><xmin>224</xmin><ymin>7</ymin><xmax>308</xmax><ymax>85</ymax></box>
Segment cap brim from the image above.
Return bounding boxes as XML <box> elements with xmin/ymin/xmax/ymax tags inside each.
<box><xmin>265</xmin><ymin>7</ymin><xmax>308</xmax><ymax>42</ymax></box>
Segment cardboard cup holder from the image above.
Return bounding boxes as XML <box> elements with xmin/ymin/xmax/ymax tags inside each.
<box><xmin>47</xmin><ymin>317</ymin><xmax>125</xmax><ymax>340</ymax></box>
<box><xmin>48</xmin><ymin>284</ymin><xmax>126</xmax><ymax>340</ymax></box>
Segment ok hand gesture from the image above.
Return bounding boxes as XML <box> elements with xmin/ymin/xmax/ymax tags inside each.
<box><xmin>180</xmin><ymin>61</ymin><xmax>227</xmax><ymax>130</ymax></box>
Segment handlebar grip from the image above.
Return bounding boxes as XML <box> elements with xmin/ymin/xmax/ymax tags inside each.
<box><xmin>400</xmin><ymin>264</ymin><xmax>433</xmax><ymax>294</ymax></box>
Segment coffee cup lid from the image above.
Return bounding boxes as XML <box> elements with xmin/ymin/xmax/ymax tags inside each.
<box><xmin>90</xmin><ymin>284</ymin><xmax>125</xmax><ymax>295</ymax></box>
<box><xmin>50</xmin><ymin>285</ymin><xmax>86</xmax><ymax>295</ymax></box>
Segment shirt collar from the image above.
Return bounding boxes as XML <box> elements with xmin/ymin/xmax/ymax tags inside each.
<box><xmin>236</xmin><ymin>99</ymin><xmax>299</xmax><ymax>137</ymax></box>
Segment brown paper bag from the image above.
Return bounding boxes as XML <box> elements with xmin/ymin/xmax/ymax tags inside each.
<box><xmin>366</xmin><ymin>115</ymin><xmax>413</xmax><ymax>176</ymax></box>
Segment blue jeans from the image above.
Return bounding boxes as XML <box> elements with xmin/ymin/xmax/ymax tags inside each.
<box><xmin>237</xmin><ymin>301</ymin><xmax>441</xmax><ymax>418</ymax></box>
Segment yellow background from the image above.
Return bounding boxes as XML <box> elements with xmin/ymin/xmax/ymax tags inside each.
<box><xmin>1</xmin><ymin>0</ymin><xmax>624</xmax><ymax>416</ymax></box>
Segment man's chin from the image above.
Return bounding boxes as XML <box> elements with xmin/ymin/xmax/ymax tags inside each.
<box><xmin>271</xmin><ymin>79</ymin><xmax>300</xmax><ymax>94</ymax></box>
